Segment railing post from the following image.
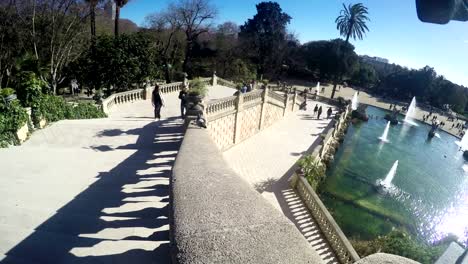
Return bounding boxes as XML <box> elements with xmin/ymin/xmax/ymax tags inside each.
<box><xmin>144</xmin><ymin>81</ymin><xmax>152</xmax><ymax>100</ymax></box>
<box><xmin>259</xmin><ymin>87</ymin><xmax>269</xmax><ymax>130</ymax></box>
<box><xmin>233</xmin><ymin>92</ymin><xmax>244</xmax><ymax>144</ymax></box>
<box><xmin>283</xmin><ymin>92</ymin><xmax>290</xmax><ymax>117</ymax></box>
<box><xmin>292</xmin><ymin>88</ymin><xmax>298</xmax><ymax>112</ymax></box>
<box><xmin>212</xmin><ymin>71</ymin><xmax>217</xmax><ymax>86</ymax></box>
<box><xmin>183</xmin><ymin>72</ymin><xmax>189</xmax><ymax>89</ymax></box>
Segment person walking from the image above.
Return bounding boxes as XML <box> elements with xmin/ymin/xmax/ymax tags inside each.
<box><xmin>178</xmin><ymin>87</ymin><xmax>188</xmax><ymax>118</ymax></box>
<box><xmin>152</xmin><ymin>85</ymin><xmax>165</xmax><ymax>120</ymax></box>
<box><xmin>327</xmin><ymin>107</ymin><xmax>333</xmax><ymax>119</ymax></box>
<box><xmin>313</xmin><ymin>104</ymin><xmax>319</xmax><ymax>116</ymax></box>
<box><xmin>317</xmin><ymin>106</ymin><xmax>323</xmax><ymax>120</ymax></box>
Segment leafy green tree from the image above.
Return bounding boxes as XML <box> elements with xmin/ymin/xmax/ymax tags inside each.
<box><xmin>15</xmin><ymin>0</ymin><xmax>89</xmax><ymax>94</ymax></box>
<box><xmin>239</xmin><ymin>1</ymin><xmax>291</xmax><ymax>79</ymax></box>
<box><xmin>71</xmin><ymin>33</ymin><xmax>157</xmax><ymax>96</ymax></box>
<box><xmin>332</xmin><ymin>3</ymin><xmax>370</xmax><ymax>98</ymax></box>
<box><xmin>351</xmin><ymin>63</ymin><xmax>378</xmax><ymax>89</ymax></box>
<box><xmin>302</xmin><ymin>39</ymin><xmax>359</xmax><ymax>83</ymax></box>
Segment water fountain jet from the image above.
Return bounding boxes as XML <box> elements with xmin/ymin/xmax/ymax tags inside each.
<box><xmin>404</xmin><ymin>97</ymin><xmax>418</xmax><ymax>126</ymax></box>
<box><xmin>379</xmin><ymin>122</ymin><xmax>391</xmax><ymax>142</ymax></box>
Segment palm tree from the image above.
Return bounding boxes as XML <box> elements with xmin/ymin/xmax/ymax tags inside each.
<box><xmin>85</xmin><ymin>0</ymin><xmax>99</xmax><ymax>39</ymax></box>
<box><xmin>114</xmin><ymin>0</ymin><xmax>129</xmax><ymax>37</ymax></box>
<box><xmin>331</xmin><ymin>3</ymin><xmax>370</xmax><ymax>98</ymax></box>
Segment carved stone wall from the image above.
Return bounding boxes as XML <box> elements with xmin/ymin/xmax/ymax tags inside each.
<box><xmin>205</xmin><ymin>88</ymin><xmax>299</xmax><ymax>151</ymax></box>
<box><xmin>239</xmin><ymin>104</ymin><xmax>262</xmax><ymax>141</ymax></box>
<box><xmin>207</xmin><ymin>114</ymin><xmax>236</xmax><ymax>151</ymax></box>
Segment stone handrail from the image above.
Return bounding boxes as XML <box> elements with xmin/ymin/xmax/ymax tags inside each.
<box><xmin>101</xmin><ymin>89</ymin><xmax>144</xmax><ymax>114</ymax></box>
<box><xmin>160</xmin><ymin>82</ymin><xmax>184</xmax><ymax>94</ymax></box>
<box><xmin>217</xmin><ymin>77</ymin><xmax>237</xmax><ymax>89</ymax></box>
<box><xmin>205</xmin><ymin>96</ymin><xmax>237</xmax><ymax>116</ymax></box>
<box><xmin>170</xmin><ymin>119</ymin><xmax>325</xmax><ymax>264</ymax></box>
<box><xmin>268</xmin><ymin>90</ymin><xmax>286</xmax><ymax>104</ymax></box>
<box><xmin>243</xmin><ymin>90</ymin><xmax>263</xmax><ymax>106</ymax></box>
<box><xmin>294</xmin><ymin>175</ymin><xmax>360</xmax><ymax>264</ymax></box>
<box><xmin>198</xmin><ymin>77</ymin><xmax>212</xmax><ymax>86</ymax></box>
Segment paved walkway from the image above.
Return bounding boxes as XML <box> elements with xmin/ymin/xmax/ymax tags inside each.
<box><xmin>224</xmin><ymin>100</ymin><xmax>340</xmax><ymax>264</ymax></box>
<box><xmin>294</xmin><ymin>82</ymin><xmax>465</xmax><ymax>138</ymax></box>
<box><xmin>0</xmin><ymin>86</ymin><xmax>234</xmax><ymax>264</ymax></box>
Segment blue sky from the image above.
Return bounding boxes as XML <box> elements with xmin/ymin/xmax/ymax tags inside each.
<box><xmin>121</xmin><ymin>0</ymin><xmax>468</xmax><ymax>86</ymax></box>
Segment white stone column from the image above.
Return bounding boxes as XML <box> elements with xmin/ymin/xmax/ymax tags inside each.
<box><xmin>212</xmin><ymin>71</ymin><xmax>217</xmax><ymax>86</ymax></box>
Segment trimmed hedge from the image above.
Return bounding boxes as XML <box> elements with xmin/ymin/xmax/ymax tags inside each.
<box><xmin>31</xmin><ymin>94</ymin><xmax>106</xmax><ymax>127</ymax></box>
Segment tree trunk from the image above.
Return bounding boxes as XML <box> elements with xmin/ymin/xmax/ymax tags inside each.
<box><xmin>114</xmin><ymin>5</ymin><xmax>120</xmax><ymax>37</ymax></box>
<box><xmin>163</xmin><ymin>58</ymin><xmax>171</xmax><ymax>84</ymax></box>
<box><xmin>90</xmin><ymin>3</ymin><xmax>96</xmax><ymax>39</ymax></box>
<box><xmin>331</xmin><ymin>26</ymin><xmax>353</xmax><ymax>99</ymax></box>
<box><xmin>182</xmin><ymin>40</ymin><xmax>192</xmax><ymax>76</ymax></box>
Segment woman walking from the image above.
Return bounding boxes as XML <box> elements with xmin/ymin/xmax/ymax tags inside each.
<box><xmin>152</xmin><ymin>85</ymin><xmax>165</xmax><ymax>120</ymax></box>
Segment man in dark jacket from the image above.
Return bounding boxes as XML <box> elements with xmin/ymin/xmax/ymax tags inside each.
<box><xmin>179</xmin><ymin>87</ymin><xmax>188</xmax><ymax>117</ymax></box>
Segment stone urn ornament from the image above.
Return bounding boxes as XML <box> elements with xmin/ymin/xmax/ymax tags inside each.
<box><xmin>185</xmin><ymin>77</ymin><xmax>208</xmax><ymax>116</ymax></box>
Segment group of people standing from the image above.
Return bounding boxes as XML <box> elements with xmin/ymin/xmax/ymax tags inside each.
<box><xmin>151</xmin><ymin>84</ymin><xmax>189</xmax><ymax>120</ymax></box>
<box><xmin>312</xmin><ymin>104</ymin><xmax>333</xmax><ymax>120</ymax></box>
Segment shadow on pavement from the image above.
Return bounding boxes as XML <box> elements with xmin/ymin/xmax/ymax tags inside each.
<box><xmin>1</xmin><ymin>117</ymin><xmax>183</xmax><ymax>264</ymax></box>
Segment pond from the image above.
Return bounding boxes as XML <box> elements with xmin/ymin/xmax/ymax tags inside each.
<box><xmin>322</xmin><ymin>105</ymin><xmax>468</xmax><ymax>244</ymax></box>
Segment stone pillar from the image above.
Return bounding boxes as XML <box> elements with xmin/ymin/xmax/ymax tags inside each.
<box><xmin>143</xmin><ymin>79</ymin><xmax>152</xmax><ymax>100</ymax></box>
<box><xmin>212</xmin><ymin>71</ymin><xmax>217</xmax><ymax>86</ymax></box>
<box><xmin>233</xmin><ymin>92</ymin><xmax>244</xmax><ymax>144</ymax></box>
<box><xmin>183</xmin><ymin>72</ymin><xmax>189</xmax><ymax>89</ymax></box>
<box><xmin>259</xmin><ymin>87</ymin><xmax>269</xmax><ymax>130</ymax></box>
<box><xmin>292</xmin><ymin>88</ymin><xmax>298</xmax><ymax>112</ymax></box>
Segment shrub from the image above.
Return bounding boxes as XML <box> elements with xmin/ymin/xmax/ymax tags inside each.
<box><xmin>352</xmin><ymin>230</ymin><xmax>449</xmax><ymax>264</ymax></box>
<box><xmin>31</xmin><ymin>95</ymin><xmax>106</xmax><ymax>126</ymax></box>
<box><xmin>0</xmin><ymin>87</ymin><xmax>16</xmax><ymax>97</ymax></box>
<box><xmin>69</xmin><ymin>103</ymin><xmax>107</xmax><ymax>119</ymax></box>
<box><xmin>188</xmin><ymin>78</ymin><xmax>208</xmax><ymax>97</ymax></box>
<box><xmin>0</xmin><ymin>99</ymin><xmax>29</xmax><ymax>147</ymax></box>
<box><xmin>16</xmin><ymin>72</ymin><xmax>45</xmax><ymax>107</ymax></box>
<box><xmin>297</xmin><ymin>156</ymin><xmax>326</xmax><ymax>190</ymax></box>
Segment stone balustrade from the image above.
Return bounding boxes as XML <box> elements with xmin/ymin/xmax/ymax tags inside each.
<box><xmin>205</xmin><ymin>96</ymin><xmax>237</xmax><ymax>117</ymax></box>
<box><xmin>160</xmin><ymin>82</ymin><xmax>184</xmax><ymax>94</ymax></box>
<box><xmin>101</xmin><ymin>89</ymin><xmax>144</xmax><ymax>114</ymax></box>
<box><xmin>217</xmin><ymin>77</ymin><xmax>237</xmax><ymax>89</ymax></box>
<box><xmin>292</xmin><ymin>175</ymin><xmax>361</xmax><ymax>264</ymax></box>
<box><xmin>101</xmin><ymin>80</ymin><xmax>196</xmax><ymax>114</ymax></box>
<box><xmin>204</xmin><ymin>88</ymin><xmax>302</xmax><ymax>151</ymax></box>
<box><xmin>243</xmin><ymin>89</ymin><xmax>263</xmax><ymax>106</ymax></box>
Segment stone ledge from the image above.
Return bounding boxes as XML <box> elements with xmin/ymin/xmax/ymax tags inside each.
<box><xmin>171</xmin><ymin>122</ymin><xmax>323</xmax><ymax>264</ymax></box>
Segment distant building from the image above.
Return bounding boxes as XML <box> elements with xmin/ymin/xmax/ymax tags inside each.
<box><xmin>361</xmin><ymin>55</ymin><xmax>389</xmax><ymax>64</ymax></box>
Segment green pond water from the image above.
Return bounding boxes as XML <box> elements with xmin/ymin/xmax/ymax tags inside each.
<box><xmin>322</xmin><ymin>106</ymin><xmax>468</xmax><ymax>244</ymax></box>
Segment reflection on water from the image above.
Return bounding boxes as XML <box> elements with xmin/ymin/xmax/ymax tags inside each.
<box><xmin>322</xmin><ymin>106</ymin><xmax>468</xmax><ymax>244</ymax></box>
